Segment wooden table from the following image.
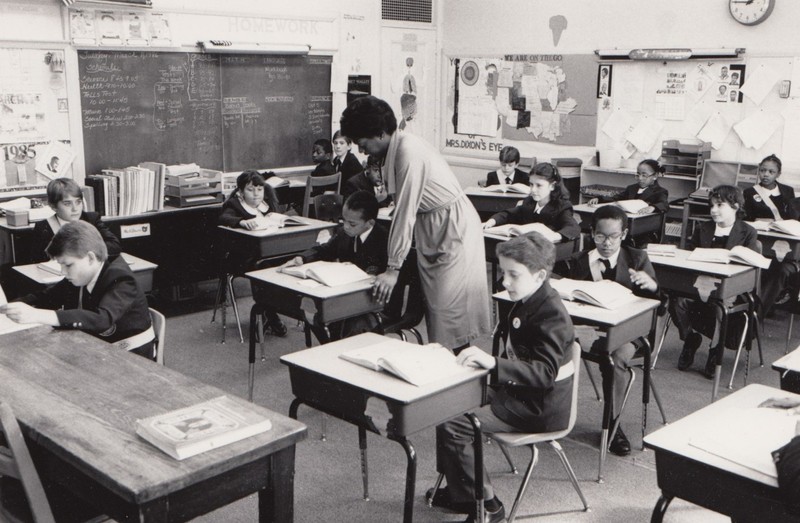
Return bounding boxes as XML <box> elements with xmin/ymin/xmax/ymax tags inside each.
<box><xmin>484</xmin><ymin>233</ymin><xmax>578</xmax><ymax>291</ymax></box>
<box><xmin>752</xmin><ymin>228</ymin><xmax>800</xmax><ymax>262</ymax></box>
<box><xmin>493</xmin><ymin>290</ymin><xmax>659</xmax><ymax>482</ymax></box>
<box><xmin>218</xmin><ymin>218</ymin><xmax>336</xmax><ymax>260</ymax></box>
<box><xmin>13</xmin><ymin>252</ymin><xmax>158</xmax><ymax>293</ymax></box>
<box><xmin>772</xmin><ymin>347</ymin><xmax>800</xmax><ymax>394</ymax></box>
<box><xmin>0</xmin><ymin>326</ymin><xmax>306</xmax><ymax>522</ymax></box>
<box><xmin>651</xmin><ymin>249</ymin><xmax>758</xmax><ymax>401</ymax></box>
<box><xmin>464</xmin><ymin>186</ymin><xmax>528</xmax><ymax>220</ymax></box>
<box><xmin>280</xmin><ymin>332</ymin><xmax>489</xmax><ymax>523</ymax></box>
<box><xmin>644</xmin><ymin>384</ymin><xmax>800</xmax><ymax>523</ymax></box>
<box><xmin>573</xmin><ymin>203</ymin><xmax>664</xmax><ymax>238</ymax></box>
<box><xmin>244</xmin><ymin>267</ymin><xmax>384</xmax><ymax>401</ymax></box>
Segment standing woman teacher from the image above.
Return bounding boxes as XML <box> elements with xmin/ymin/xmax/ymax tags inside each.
<box><xmin>341</xmin><ymin>96</ymin><xmax>491</xmax><ymax>349</ymax></box>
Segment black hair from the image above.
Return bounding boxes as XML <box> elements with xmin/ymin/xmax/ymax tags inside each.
<box><xmin>529</xmin><ymin>162</ymin><xmax>569</xmax><ymax>201</ymax></box>
<box><xmin>637</xmin><ymin>159</ymin><xmax>664</xmax><ymax>175</ymax></box>
<box><xmin>710</xmin><ymin>184</ymin><xmax>744</xmax><ymax>210</ymax></box>
<box><xmin>591</xmin><ymin>204</ymin><xmax>628</xmax><ymax>231</ymax></box>
<box><xmin>498</xmin><ymin>146</ymin><xmax>520</xmax><ymax>164</ymax></box>
<box><xmin>313</xmin><ymin>138</ymin><xmax>332</xmax><ymax>155</ymax></box>
<box><xmin>340</xmin><ymin>96</ymin><xmax>398</xmax><ymax>142</ymax></box>
<box><xmin>760</xmin><ymin>154</ymin><xmax>782</xmax><ymax>173</ymax></box>
<box><xmin>496</xmin><ymin>232</ymin><xmax>555</xmax><ymax>275</ymax></box>
<box><xmin>234</xmin><ymin>170</ymin><xmax>279</xmax><ymax>211</ymax></box>
<box><xmin>344</xmin><ymin>190</ymin><xmax>379</xmax><ymax>222</ymax></box>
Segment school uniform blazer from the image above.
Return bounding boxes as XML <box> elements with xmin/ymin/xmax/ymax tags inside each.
<box><xmin>17</xmin><ymin>256</ymin><xmax>151</xmax><ymax>345</ymax></box>
<box><xmin>311</xmin><ymin>161</ymin><xmax>337</xmax><ymax>177</ymax></box>
<box><xmin>342</xmin><ymin>175</ymin><xmax>394</xmax><ymax>208</ymax></box>
<box><xmin>217</xmin><ymin>188</ymin><xmax>279</xmax><ymax>228</ymax></box>
<box><xmin>567</xmin><ymin>246</ymin><xmax>659</xmax><ymax>299</ymax></box>
<box><xmin>688</xmin><ymin>219</ymin><xmax>759</xmax><ymax>251</ymax></box>
<box><xmin>744</xmin><ymin>183</ymin><xmax>797</xmax><ymax>220</ymax></box>
<box><xmin>491</xmin><ymin>280</ymin><xmax>574</xmax><ymax>433</ymax></box>
<box><xmin>490</xmin><ymin>197</ymin><xmax>581</xmax><ymax>240</ymax></box>
<box><xmin>607</xmin><ymin>182</ymin><xmax>669</xmax><ymax>213</ymax></box>
<box><xmin>300</xmin><ymin>222</ymin><xmax>388</xmax><ymax>275</ymax></box>
<box><xmin>485</xmin><ymin>168</ymin><xmax>529</xmax><ymax>187</ymax></box>
<box><xmin>29</xmin><ymin>211</ymin><xmax>121</xmax><ymax>263</ymax></box>
<box><xmin>334</xmin><ymin>151</ymin><xmax>364</xmax><ymax>182</ymax></box>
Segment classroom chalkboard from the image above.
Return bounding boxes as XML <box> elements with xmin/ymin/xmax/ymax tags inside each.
<box><xmin>78</xmin><ymin>50</ymin><xmax>332</xmax><ymax>175</ymax></box>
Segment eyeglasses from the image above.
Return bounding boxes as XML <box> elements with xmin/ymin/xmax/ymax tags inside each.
<box><xmin>593</xmin><ymin>232</ymin><xmax>624</xmax><ymax>243</ymax></box>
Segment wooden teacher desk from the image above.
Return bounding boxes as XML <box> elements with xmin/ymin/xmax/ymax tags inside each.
<box><xmin>493</xmin><ymin>290</ymin><xmax>660</xmax><ymax>482</ymax></box>
<box><xmin>651</xmin><ymin>249</ymin><xmax>757</xmax><ymax>401</ymax></box>
<box><xmin>0</xmin><ymin>326</ymin><xmax>306</xmax><ymax>522</ymax></box>
<box><xmin>280</xmin><ymin>333</ymin><xmax>489</xmax><ymax>523</ymax></box>
<box><xmin>644</xmin><ymin>384</ymin><xmax>800</xmax><ymax>523</ymax></box>
<box><xmin>244</xmin><ymin>267</ymin><xmax>383</xmax><ymax>401</ymax></box>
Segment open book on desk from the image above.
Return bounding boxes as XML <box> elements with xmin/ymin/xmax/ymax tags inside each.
<box><xmin>747</xmin><ymin>219</ymin><xmax>800</xmax><ymax>238</ymax></box>
<box><xmin>646</xmin><ymin>243</ymin><xmax>677</xmax><ymax>257</ymax></box>
<box><xmin>484</xmin><ymin>222</ymin><xmax>561</xmax><ymax>242</ymax></box>
<box><xmin>339</xmin><ymin>338</ymin><xmax>475</xmax><ymax>386</ymax></box>
<box><xmin>0</xmin><ymin>284</ymin><xmax>38</xmax><ymax>335</ymax></box>
<box><xmin>688</xmin><ymin>246</ymin><xmax>771</xmax><ymax>269</ymax></box>
<box><xmin>613</xmin><ymin>199</ymin><xmax>651</xmax><ymax>214</ymax></box>
<box><xmin>36</xmin><ymin>259</ymin><xmax>62</xmax><ymax>276</ymax></box>
<box><xmin>481</xmin><ymin>183</ymin><xmax>530</xmax><ymax>195</ymax></box>
<box><xmin>136</xmin><ymin>395</ymin><xmax>272</xmax><ymax>460</ymax></box>
<box><xmin>550</xmin><ymin>277</ymin><xmax>638</xmax><ymax>309</ymax></box>
<box><xmin>281</xmin><ymin>261</ymin><xmax>371</xmax><ymax>287</ymax></box>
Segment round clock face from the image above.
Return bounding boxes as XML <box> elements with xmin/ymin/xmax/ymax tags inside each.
<box><xmin>729</xmin><ymin>0</ymin><xmax>775</xmax><ymax>26</ymax></box>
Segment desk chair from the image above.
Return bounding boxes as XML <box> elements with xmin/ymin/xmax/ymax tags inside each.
<box><xmin>312</xmin><ymin>193</ymin><xmax>343</xmax><ymax>223</ymax></box>
<box><xmin>374</xmin><ymin>251</ymin><xmax>425</xmax><ymax>344</ymax></box>
<box><xmin>149</xmin><ymin>308</ymin><xmax>166</xmax><ymax>366</ymax></box>
<box><xmin>302</xmin><ymin>173</ymin><xmax>341</xmax><ymax>218</ymax></box>
<box><xmin>0</xmin><ymin>402</ymin><xmax>55</xmax><ymax>523</ymax></box>
<box><xmin>210</xmin><ymin>259</ymin><xmax>245</xmax><ymax>344</ymax></box>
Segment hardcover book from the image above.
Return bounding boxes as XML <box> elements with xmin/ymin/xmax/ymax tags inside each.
<box><xmin>281</xmin><ymin>261</ymin><xmax>371</xmax><ymax>287</ymax></box>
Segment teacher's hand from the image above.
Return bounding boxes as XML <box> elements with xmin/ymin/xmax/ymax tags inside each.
<box><xmin>373</xmin><ymin>269</ymin><xmax>399</xmax><ymax>304</ymax></box>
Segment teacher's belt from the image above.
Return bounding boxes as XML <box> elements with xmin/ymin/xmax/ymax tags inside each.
<box><xmin>112</xmin><ymin>325</ymin><xmax>156</xmax><ymax>351</ymax></box>
<box><xmin>417</xmin><ymin>193</ymin><xmax>466</xmax><ymax>215</ymax></box>
<box><xmin>555</xmin><ymin>360</ymin><xmax>575</xmax><ymax>382</ymax></box>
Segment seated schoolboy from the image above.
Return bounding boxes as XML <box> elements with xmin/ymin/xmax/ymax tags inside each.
<box><xmin>588</xmin><ymin>159</ymin><xmax>669</xmax><ymax>246</ymax></box>
<box><xmin>218</xmin><ymin>170</ymin><xmax>287</xmax><ymax>337</ymax></box>
<box><xmin>331</xmin><ymin>130</ymin><xmax>364</xmax><ymax>182</ymax></box>
<box><xmin>485</xmin><ymin>146</ymin><xmax>529</xmax><ymax>187</ymax></box>
<box><xmin>342</xmin><ymin>155</ymin><xmax>392</xmax><ymax>208</ymax></box>
<box><xmin>2</xmin><ymin>221</ymin><xmax>156</xmax><ymax>360</ymax></box>
<box><xmin>565</xmin><ymin>205</ymin><xmax>658</xmax><ymax>456</ymax></box>
<box><xmin>310</xmin><ymin>138</ymin><xmax>336</xmax><ymax>177</ymax></box>
<box><xmin>482</xmin><ymin>162</ymin><xmax>580</xmax><ymax>242</ymax></box>
<box><xmin>282</xmin><ymin>190</ymin><xmax>387</xmax><ymax>340</ymax></box>
<box><xmin>430</xmin><ymin>232</ymin><xmax>575</xmax><ymax>523</ymax></box>
<box><xmin>671</xmin><ymin>185</ymin><xmax>758</xmax><ymax>378</ymax></box>
<box><xmin>28</xmin><ymin>177</ymin><xmax>121</xmax><ymax>263</ymax></box>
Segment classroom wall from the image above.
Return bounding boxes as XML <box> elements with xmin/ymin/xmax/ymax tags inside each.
<box><xmin>441</xmin><ymin>0</ymin><xmax>800</xmax><ymax>186</ymax></box>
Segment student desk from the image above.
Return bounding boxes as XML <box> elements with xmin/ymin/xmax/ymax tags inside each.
<box><xmin>772</xmin><ymin>347</ymin><xmax>800</xmax><ymax>394</ymax></box>
<box><xmin>280</xmin><ymin>332</ymin><xmax>489</xmax><ymax>523</ymax></box>
<box><xmin>464</xmin><ymin>186</ymin><xmax>528</xmax><ymax>220</ymax></box>
<box><xmin>484</xmin><ymin>232</ymin><xmax>578</xmax><ymax>291</ymax></box>
<box><xmin>651</xmin><ymin>249</ymin><xmax>758</xmax><ymax>402</ymax></box>
<box><xmin>751</xmin><ymin>228</ymin><xmax>800</xmax><ymax>262</ymax></box>
<box><xmin>218</xmin><ymin>218</ymin><xmax>336</xmax><ymax>260</ymax></box>
<box><xmin>679</xmin><ymin>197</ymin><xmax>711</xmax><ymax>249</ymax></box>
<box><xmin>572</xmin><ymin>203</ymin><xmax>663</xmax><ymax>238</ymax></box>
<box><xmin>244</xmin><ymin>267</ymin><xmax>383</xmax><ymax>401</ymax></box>
<box><xmin>12</xmin><ymin>252</ymin><xmax>158</xmax><ymax>293</ymax></box>
<box><xmin>0</xmin><ymin>326</ymin><xmax>306</xmax><ymax>522</ymax></box>
<box><xmin>644</xmin><ymin>384</ymin><xmax>800</xmax><ymax>523</ymax></box>
<box><xmin>492</xmin><ymin>290</ymin><xmax>659</xmax><ymax>482</ymax></box>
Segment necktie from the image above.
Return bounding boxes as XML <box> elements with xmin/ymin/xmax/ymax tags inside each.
<box><xmin>505</xmin><ymin>176</ymin><xmax>512</xmax><ymax>184</ymax></box>
<box><xmin>78</xmin><ymin>286</ymin><xmax>85</xmax><ymax>309</ymax></box>
<box><xmin>600</xmin><ymin>259</ymin><xmax>613</xmax><ymax>280</ymax></box>
<box><xmin>354</xmin><ymin>236</ymin><xmax>361</xmax><ymax>253</ymax></box>
<box><xmin>333</xmin><ymin>158</ymin><xmax>342</xmax><ymax>172</ymax></box>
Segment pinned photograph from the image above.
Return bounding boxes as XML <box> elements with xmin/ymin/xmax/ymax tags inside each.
<box><xmin>35</xmin><ymin>141</ymin><xmax>75</xmax><ymax>180</ymax></box>
<box><xmin>597</xmin><ymin>64</ymin><xmax>612</xmax><ymax>98</ymax></box>
<box><xmin>716</xmin><ymin>83</ymin><xmax>729</xmax><ymax>103</ymax></box>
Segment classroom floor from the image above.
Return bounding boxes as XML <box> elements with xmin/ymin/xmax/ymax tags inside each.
<box><xmin>142</xmin><ymin>280</ymin><xmax>793</xmax><ymax>523</ymax></box>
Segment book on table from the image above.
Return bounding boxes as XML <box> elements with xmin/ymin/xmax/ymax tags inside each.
<box><xmin>748</xmin><ymin>219</ymin><xmax>800</xmax><ymax>237</ymax></box>
<box><xmin>36</xmin><ymin>259</ymin><xmax>62</xmax><ymax>276</ymax></box>
<box><xmin>481</xmin><ymin>183</ymin><xmax>530</xmax><ymax>194</ymax></box>
<box><xmin>550</xmin><ymin>277</ymin><xmax>638</xmax><ymax>309</ymax></box>
<box><xmin>264</xmin><ymin>175</ymin><xmax>289</xmax><ymax>189</ymax></box>
<box><xmin>281</xmin><ymin>261</ymin><xmax>371</xmax><ymax>287</ymax></box>
<box><xmin>339</xmin><ymin>338</ymin><xmax>476</xmax><ymax>386</ymax></box>
<box><xmin>646</xmin><ymin>243</ymin><xmax>677</xmax><ymax>257</ymax></box>
<box><xmin>688</xmin><ymin>246</ymin><xmax>771</xmax><ymax>269</ymax></box>
<box><xmin>613</xmin><ymin>199</ymin><xmax>651</xmax><ymax>213</ymax></box>
<box><xmin>135</xmin><ymin>395</ymin><xmax>272</xmax><ymax>460</ymax></box>
<box><xmin>483</xmin><ymin>222</ymin><xmax>561</xmax><ymax>242</ymax></box>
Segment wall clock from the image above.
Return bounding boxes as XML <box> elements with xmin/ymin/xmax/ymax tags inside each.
<box><xmin>729</xmin><ymin>0</ymin><xmax>775</xmax><ymax>26</ymax></box>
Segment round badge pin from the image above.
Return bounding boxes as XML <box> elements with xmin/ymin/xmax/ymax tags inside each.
<box><xmin>512</xmin><ymin>317</ymin><xmax>521</xmax><ymax>329</ymax></box>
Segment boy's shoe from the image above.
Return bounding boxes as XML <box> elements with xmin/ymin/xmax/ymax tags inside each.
<box><xmin>263</xmin><ymin>315</ymin><xmax>288</xmax><ymax>338</ymax></box>
<box><xmin>678</xmin><ymin>332</ymin><xmax>702</xmax><ymax>371</ymax></box>
<box><xmin>425</xmin><ymin>487</ymin><xmax>471</xmax><ymax>514</ymax></box>
<box><xmin>463</xmin><ymin>497</ymin><xmax>505</xmax><ymax>523</ymax></box>
<box><xmin>609</xmin><ymin>426</ymin><xmax>631</xmax><ymax>456</ymax></box>
<box><xmin>703</xmin><ymin>348</ymin><xmax>718</xmax><ymax>379</ymax></box>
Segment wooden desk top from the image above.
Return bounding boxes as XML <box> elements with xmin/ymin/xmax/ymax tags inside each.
<box><xmin>773</xmin><ymin>348</ymin><xmax>800</xmax><ymax>373</ymax></box>
<box><xmin>280</xmin><ymin>332</ymin><xmax>487</xmax><ymax>405</ymax></box>
<box><xmin>13</xmin><ymin>252</ymin><xmax>157</xmax><ymax>285</ymax></box>
<box><xmin>644</xmin><ymin>384</ymin><xmax>797</xmax><ymax>488</ymax></box>
<box><xmin>0</xmin><ymin>327</ymin><xmax>306</xmax><ymax>504</ymax></box>
<box><xmin>218</xmin><ymin>217</ymin><xmax>335</xmax><ymax>238</ymax></box>
<box><xmin>650</xmin><ymin>248</ymin><xmax>756</xmax><ymax>277</ymax></box>
<box><xmin>245</xmin><ymin>266</ymin><xmax>376</xmax><ymax>299</ymax></box>
<box><xmin>464</xmin><ymin>186</ymin><xmax>529</xmax><ymax>199</ymax></box>
<box><xmin>573</xmin><ymin>203</ymin><xmax>657</xmax><ymax>218</ymax></box>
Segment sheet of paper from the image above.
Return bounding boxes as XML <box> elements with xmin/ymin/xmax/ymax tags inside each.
<box><xmin>626</xmin><ymin>116</ymin><xmax>664</xmax><ymax>153</ymax></box>
<box><xmin>601</xmin><ymin>108</ymin><xmax>635</xmax><ymax>143</ymax></box>
<box><xmin>733</xmin><ymin>110</ymin><xmax>784</xmax><ymax>149</ymax></box>
<box><xmin>741</xmin><ymin>63</ymin><xmax>781</xmax><ymax>105</ymax></box>
<box><xmin>457</xmin><ymin>96</ymin><xmax>498</xmax><ymax>137</ymax></box>
<box><xmin>688</xmin><ymin>63</ymin><xmax>715</xmax><ymax>102</ymax></box>
<box><xmin>781</xmin><ymin>102</ymin><xmax>800</xmax><ymax>166</ymax></box>
<box><xmin>614</xmin><ymin>66</ymin><xmax>645</xmax><ymax>112</ymax></box>
<box><xmin>791</xmin><ymin>58</ymin><xmax>800</xmax><ymax>99</ymax></box>
<box><xmin>697</xmin><ymin>111</ymin><xmax>732</xmax><ymax>150</ymax></box>
<box><xmin>653</xmin><ymin>94</ymin><xmax>685</xmax><ymax>120</ymax></box>
<box><xmin>497</xmin><ymin>66</ymin><xmax>513</xmax><ymax>88</ymax></box>
<box><xmin>684</xmin><ymin>102</ymin><xmax>714</xmax><ymax>136</ymax></box>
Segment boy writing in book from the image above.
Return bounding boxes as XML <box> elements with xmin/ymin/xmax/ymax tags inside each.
<box><xmin>430</xmin><ymin>233</ymin><xmax>575</xmax><ymax>523</ymax></box>
<box><xmin>485</xmin><ymin>146</ymin><xmax>529</xmax><ymax>187</ymax></box>
<box><xmin>1</xmin><ymin>221</ymin><xmax>156</xmax><ymax>360</ymax></box>
<box><xmin>564</xmin><ymin>205</ymin><xmax>658</xmax><ymax>456</ymax></box>
<box><xmin>28</xmin><ymin>177</ymin><xmax>121</xmax><ymax>263</ymax></box>
<box><xmin>671</xmin><ymin>185</ymin><xmax>758</xmax><ymax>378</ymax></box>
<box><xmin>281</xmin><ymin>190</ymin><xmax>388</xmax><ymax>339</ymax></box>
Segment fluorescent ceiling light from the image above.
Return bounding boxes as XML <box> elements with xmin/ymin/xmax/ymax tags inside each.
<box><xmin>595</xmin><ymin>48</ymin><xmax>745</xmax><ymax>61</ymax></box>
<box><xmin>198</xmin><ymin>41</ymin><xmax>311</xmax><ymax>55</ymax></box>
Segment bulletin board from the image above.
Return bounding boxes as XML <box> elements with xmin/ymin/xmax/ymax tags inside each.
<box><xmin>595</xmin><ymin>56</ymin><xmax>800</xmax><ymax>185</ymax></box>
<box><xmin>441</xmin><ymin>53</ymin><xmax>599</xmax><ymax>160</ymax></box>
<box><xmin>0</xmin><ymin>46</ymin><xmax>74</xmax><ymax>187</ymax></box>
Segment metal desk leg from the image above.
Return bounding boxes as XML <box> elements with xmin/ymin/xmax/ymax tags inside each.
<box><xmin>598</xmin><ymin>355</ymin><xmax>615</xmax><ymax>483</ymax></box>
<box><xmin>466</xmin><ymin>413</ymin><xmax>485</xmax><ymax>523</ymax></box>
<box><xmin>712</xmin><ymin>302</ymin><xmax>729</xmax><ymax>402</ymax></box>
<box><xmin>650</xmin><ymin>492</ymin><xmax>673</xmax><ymax>523</ymax></box>
<box><xmin>359</xmin><ymin>427</ymin><xmax>369</xmax><ymax>501</ymax></box>
<box><xmin>399</xmin><ymin>438</ymin><xmax>417</xmax><ymax>523</ymax></box>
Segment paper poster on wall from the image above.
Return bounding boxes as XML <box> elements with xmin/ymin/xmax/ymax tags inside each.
<box><xmin>741</xmin><ymin>63</ymin><xmax>780</xmax><ymax>105</ymax></box>
<box><xmin>97</xmin><ymin>11</ymin><xmax>124</xmax><ymax>46</ymax></box>
<box><xmin>70</xmin><ymin>10</ymin><xmax>97</xmax><ymax>45</ymax></box>
<box><xmin>35</xmin><ymin>141</ymin><xmax>75</xmax><ymax>180</ymax></box>
<box><xmin>733</xmin><ymin>110</ymin><xmax>783</xmax><ymax>149</ymax></box>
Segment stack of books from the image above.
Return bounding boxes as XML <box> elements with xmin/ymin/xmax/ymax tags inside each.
<box><xmin>85</xmin><ymin>161</ymin><xmax>166</xmax><ymax>217</ymax></box>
